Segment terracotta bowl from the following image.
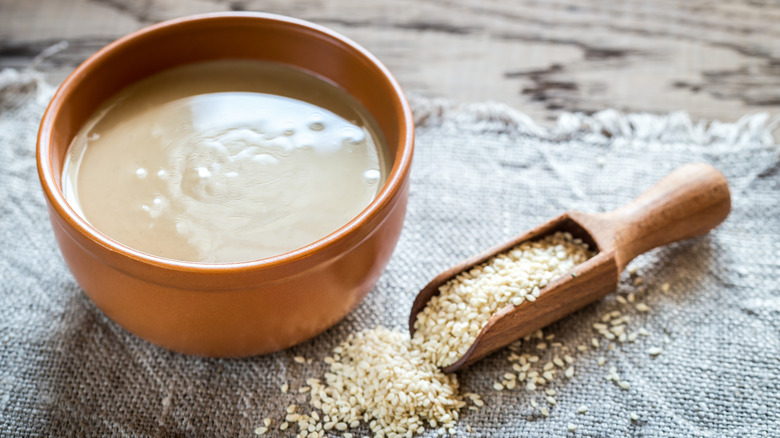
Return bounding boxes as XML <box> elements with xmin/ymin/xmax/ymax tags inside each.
<box><xmin>37</xmin><ymin>13</ymin><xmax>413</xmax><ymax>357</ymax></box>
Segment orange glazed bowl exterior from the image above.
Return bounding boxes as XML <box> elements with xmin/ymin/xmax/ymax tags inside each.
<box><xmin>36</xmin><ymin>13</ymin><xmax>413</xmax><ymax>357</ymax></box>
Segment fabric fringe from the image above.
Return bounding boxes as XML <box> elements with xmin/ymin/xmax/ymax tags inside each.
<box><xmin>408</xmin><ymin>93</ymin><xmax>779</xmax><ymax>147</ymax></box>
<box><xmin>1</xmin><ymin>65</ymin><xmax>776</xmax><ymax>148</ymax></box>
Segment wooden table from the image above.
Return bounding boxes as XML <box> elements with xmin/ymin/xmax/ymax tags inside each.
<box><xmin>2</xmin><ymin>0</ymin><xmax>778</xmax><ymax>128</ymax></box>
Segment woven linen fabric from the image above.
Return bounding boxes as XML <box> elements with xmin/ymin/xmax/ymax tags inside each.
<box><xmin>1</xmin><ymin>68</ymin><xmax>779</xmax><ymax>437</ymax></box>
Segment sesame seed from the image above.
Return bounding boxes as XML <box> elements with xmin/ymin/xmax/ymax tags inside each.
<box><xmin>293</xmin><ymin>356</ymin><xmax>306</xmax><ymax>364</ymax></box>
<box><xmin>635</xmin><ymin>303</ymin><xmax>650</xmax><ymax>312</ymax></box>
<box><xmin>661</xmin><ymin>283</ymin><xmax>670</xmax><ymax>293</ymax></box>
<box><xmin>568</xmin><ymin>423</ymin><xmax>579</xmax><ymax>432</ymax></box>
<box><xmin>648</xmin><ymin>347</ymin><xmax>663</xmax><ymax>356</ymax></box>
<box><xmin>618</xmin><ymin>381</ymin><xmax>631</xmax><ymax>390</ymax></box>
<box><xmin>630</xmin><ymin>412</ymin><xmax>639</xmax><ymax>421</ymax></box>
<box><xmin>597</xmin><ymin>357</ymin><xmax>606</xmax><ymax>366</ymax></box>
<box><xmin>280</xmin><ymin>383</ymin><xmax>288</xmax><ymax>393</ymax></box>
<box><xmin>577</xmin><ymin>405</ymin><xmax>588</xmax><ymax>414</ymax></box>
<box><xmin>254</xmin><ymin>427</ymin><xmax>267</xmax><ymax>435</ymax></box>
<box><xmin>565</xmin><ymin>367</ymin><xmax>575</xmax><ymax>378</ymax></box>
<box><xmin>540</xmin><ymin>407</ymin><xmax>550</xmax><ymax>417</ymax></box>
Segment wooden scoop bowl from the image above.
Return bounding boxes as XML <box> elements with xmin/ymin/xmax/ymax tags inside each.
<box><xmin>410</xmin><ymin>163</ymin><xmax>731</xmax><ymax>373</ymax></box>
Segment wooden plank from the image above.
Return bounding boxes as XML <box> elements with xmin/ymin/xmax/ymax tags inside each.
<box><xmin>1</xmin><ymin>0</ymin><xmax>777</xmax><ymax>125</ymax></box>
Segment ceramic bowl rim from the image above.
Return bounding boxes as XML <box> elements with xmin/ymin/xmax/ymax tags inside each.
<box><xmin>37</xmin><ymin>12</ymin><xmax>414</xmax><ymax>274</ymax></box>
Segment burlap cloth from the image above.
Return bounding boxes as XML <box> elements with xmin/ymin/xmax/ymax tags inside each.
<box><xmin>1</xmin><ymin>68</ymin><xmax>778</xmax><ymax>437</ymax></box>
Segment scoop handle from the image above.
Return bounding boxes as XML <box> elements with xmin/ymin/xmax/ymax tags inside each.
<box><xmin>601</xmin><ymin>163</ymin><xmax>731</xmax><ymax>271</ymax></box>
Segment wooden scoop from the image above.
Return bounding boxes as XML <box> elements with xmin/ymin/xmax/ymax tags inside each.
<box><xmin>409</xmin><ymin>163</ymin><xmax>731</xmax><ymax>373</ymax></box>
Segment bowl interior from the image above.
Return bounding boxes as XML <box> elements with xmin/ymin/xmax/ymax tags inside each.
<box><xmin>40</xmin><ymin>13</ymin><xmax>412</xmax><ymax>269</ymax></box>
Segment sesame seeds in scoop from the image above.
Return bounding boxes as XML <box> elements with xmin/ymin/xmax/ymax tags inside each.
<box><xmin>411</xmin><ymin>232</ymin><xmax>593</xmax><ymax>368</ymax></box>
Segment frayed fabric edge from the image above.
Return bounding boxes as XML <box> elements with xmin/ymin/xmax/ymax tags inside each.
<box><xmin>0</xmin><ymin>69</ymin><xmax>57</xmax><ymax>108</ymax></box>
<box><xmin>1</xmin><ymin>67</ymin><xmax>776</xmax><ymax>148</ymax></box>
<box><xmin>408</xmin><ymin>93</ymin><xmax>779</xmax><ymax>148</ymax></box>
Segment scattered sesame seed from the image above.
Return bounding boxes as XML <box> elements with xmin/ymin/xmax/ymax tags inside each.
<box><xmin>635</xmin><ymin>303</ymin><xmax>650</xmax><ymax>312</ymax></box>
<box><xmin>546</xmin><ymin>396</ymin><xmax>557</xmax><ymax>405</ymax></box>
<box><xmin>293</xmin><ymin>356</ymin><xmax>306</xmax><ymax>364</ymax></box>
<box><xmin>568</xmin><ymin>423</ymin><xmax>579</xmax><ymax>432</ymax></box>
<box><xmin>630</xmin><ymin>412</ymin><xmax>639</xmax><ymax>422</ymax></box>
<box><xmin>661</xmin><ymin>283</ymin><xmax>670</xmax><ymax>293</ymax></box>
<box><xmin>493</xmin><ymin>382</ymin><xmax>504</xmax><ymax>391</ymax></box>
<box><xmin>577</xmin><ymin>405</ymin><xmax>588</xmax><ymax>414</ymax></box>
<box><xmin>254</xmin><ymin>427</ymin><xmax>267</xmax><ymax>435</ymax></box>
<box><xmin>263</xmin><ymin>418</ymin><xmax>271</xmax><ymax>427</ymax></box>
<box><xmin>591</xmin><ymin>338</ymin><xmax>600</xmax><ymax>348</ymax></box>
<box><xmin>618</xmin><ymin>381</ymin><xmax>631</xmax><ymax>390</ymax></box>
<box><xmin>633</xmin><ymin>276</ymin><xmax>643</xmax><ymax>286</ymax></box>
<box><xmin>280</xmin><ymin>383</ymin><xmax>288</xmax><ymax>393</ymax></box>
<box><xmin>565</xmin><ymin>367</ymin><xmax>575</xmax><ymax>379</ymax></box>
<box><xmin>280</xmin><ymin>422</ymin><xmax>289</xmax><ymax>431</ymax></box>
<box><xmin>648</xmin><ymin>347</ymin><xmax>663</xmax><ymax>356</ymax></box>
<box><xmin>597</xmin><ymin>357</ymin><xmax>606</xmax><ymax>366</ymax></box>
<box><xmin>540</xmin><ymin>407</ymin><xmax>550</xmax><ymax>417</ymax></box>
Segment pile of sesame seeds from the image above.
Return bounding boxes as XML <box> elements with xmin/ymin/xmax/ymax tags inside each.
<box><xmin>411</xmin><ymin>232</ymin><xmax>593</xmax><ymax>367</ymax></box>
<box><xmin>305</xmin><ymin>327</ymin><xmax>465</xmax><ymax>437</ymax></box>
<box><xmin>255</xmin><ymin>235</ymin><xmax>670</xmax><ymax>436</ymax></box>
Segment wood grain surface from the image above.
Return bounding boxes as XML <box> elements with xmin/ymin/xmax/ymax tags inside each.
<box><xmin>1</xmin><ymin>0</ymin><xmax>778</xmax><ymax>127</ymax></box>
